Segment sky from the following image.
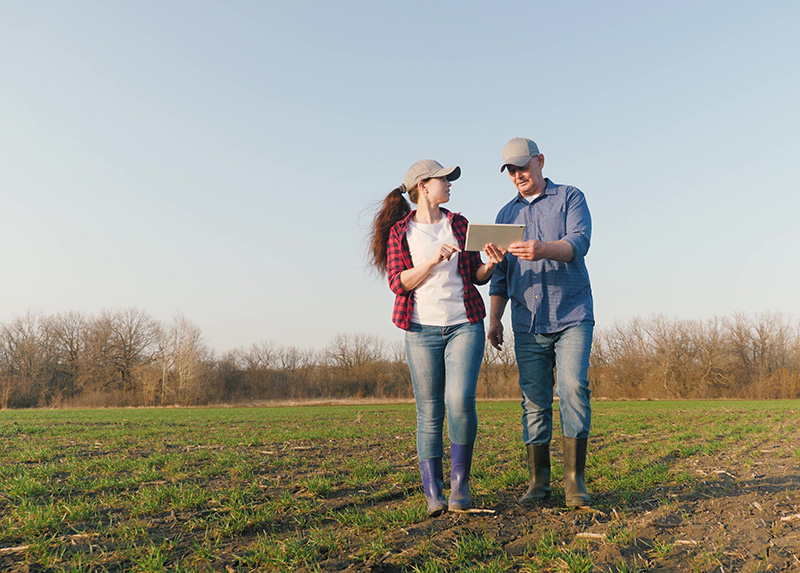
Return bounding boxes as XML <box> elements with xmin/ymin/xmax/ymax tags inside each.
<box><xmin>2</xmin><ymin>1</ymin><xmax>799</xmax><ymax>355</ymax></box>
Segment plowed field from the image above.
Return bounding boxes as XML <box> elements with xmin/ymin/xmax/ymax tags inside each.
<box><xmin>1</xmin><ymin>401</ymin><xmax>798</xmax><ymax>571</ymax></box>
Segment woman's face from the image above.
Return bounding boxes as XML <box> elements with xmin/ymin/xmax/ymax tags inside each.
<box><xmin>419</xmin><ymin>177</ymin><xmax>451</xmax><ymax>205</ymax></box>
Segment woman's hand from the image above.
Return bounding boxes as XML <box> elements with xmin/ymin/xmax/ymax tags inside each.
<box><xmin>429</xmin><ymin>243</ymin><xmax>461</xmax><ymax>265</ymax></box>
<box><xmin>483</xmin><ymin>243</ymin><xmax>506</xmax><ymax>266</ymax></box>
<box><xmin>400</xmin><ymin>243</ymin><xmax>460</xmax><ymax>291</ymax></box>
<box><xmin>475</xmin><ymin>243</ymin><xmax>506</xmax><ymax>284</ymax></box>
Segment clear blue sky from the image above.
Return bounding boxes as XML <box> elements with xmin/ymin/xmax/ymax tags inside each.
<box><xmin>2</xmin><ymin>1</ymin><xmax>799</xmax><ymax>354</ymax></box>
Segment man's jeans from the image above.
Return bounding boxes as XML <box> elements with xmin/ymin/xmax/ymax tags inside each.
<box><xmin>514</xmin><ymin>321</ymin><xmax>593</xmax><ymax>445</ymax></box>
<box><xmin>405</xmin><ymin>321</ymin><xmax>485</xmax><ymax>459</ymax></box>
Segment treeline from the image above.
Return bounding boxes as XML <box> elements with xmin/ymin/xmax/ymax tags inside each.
<box><xmin>1</xmin><ymin>309</ymin><xmax>798</xmax><ymax>409</ymax></box>
<box><xmin>591</xmin><ymin>313</ymin><xmax>800</xmax><ymax>400</ymax></box>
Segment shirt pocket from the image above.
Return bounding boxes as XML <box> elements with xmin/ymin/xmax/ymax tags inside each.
<box><xmin>529</xmin><ymin>205</ymin><xmax>567</xmax><ymax>242</ymax></box>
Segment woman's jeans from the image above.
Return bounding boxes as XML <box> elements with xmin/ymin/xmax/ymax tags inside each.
<box><xmin>514</xmin><ymin>321</ymin><xmax>593</xmax><ymax>445</ymax></box>
<box><xmin>405</xmin><ymin>321</ymin><xmax>485</xmax><ymax>460</ymax></box>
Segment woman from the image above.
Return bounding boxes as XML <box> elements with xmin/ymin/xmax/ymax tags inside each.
<box><xmin>369</xmin><ymin>159</ymin><xmax>504</xmax><ymax>516</ymax></box>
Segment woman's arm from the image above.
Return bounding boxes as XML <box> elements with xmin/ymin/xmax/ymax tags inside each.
<box><xmin>399</xmin><ymin>243</ymin><xmax>460</xmax><ymax>291</ymax></box>
<box><xmin>474</xmin><ymin>243</ymin><xmax>506</xmax><ymax>285</ymax></box>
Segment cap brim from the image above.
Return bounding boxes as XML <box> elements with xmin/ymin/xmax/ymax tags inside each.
<box><xmin>432</xmin><ymin>165</ymin><xmax>461</xmax><ymax>181</ymax></box>
<box><xmin>500</xmin><ymin>156</ymin><xmax>532</xmax><ymax>172</ymax></box>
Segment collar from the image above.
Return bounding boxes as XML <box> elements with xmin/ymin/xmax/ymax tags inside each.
<box><xmin>514</xmin><ymin>178</ymin><xmax>552</xmax><ymax>203</ymax></box>
<box><xmin>396</xmin><ymin>207</ymin><xmax>457</xmax><ymax>232</ymax></box>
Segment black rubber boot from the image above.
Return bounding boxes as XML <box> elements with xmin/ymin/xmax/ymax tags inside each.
<box><xmin>519</xmin><ymin>443</ymin><xmax>551</xmax><ymax>504</ymax></box>
<box><xmin>563</xmin><ymin>437</ymin><xmax>590</xmax><ymax>507</ymax></box>
<box><xmin>419</xmin><ymin>458</ymin><xmax>447</xmax><ymax>517</ymax></box>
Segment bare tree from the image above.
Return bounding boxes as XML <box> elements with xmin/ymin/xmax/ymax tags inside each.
<box><xmin>79</xmin><ymin>313</ymin><xmax>117</xmax><ymax>402</ymax></box>
<box><xmin>642</xmin><ymin>315</ymin><xmax>693</xmax><ymax>399</ymax></box>
<box><xmin>688</xmin><ymin>317</ymin><xmax>731</xmax><ymax>397</ymax></box>
<box><xmin>44</xmin><ymin>311</ymin><xmax>89</xmax><ymax>405</ymax></box>
<box><xmin>167</xmin><ymin>313</ymin><xmax>207</xmax><ymax>404</ymax></box>
<box><xmin>324</xmin><ymin>333</ymin><xmax>386</xmax><ymax>397</ymax></box>
<box><xmin>724</xmin><ymin>312</ymin><xmax>761</xmax><ymax>396</ymax></box>
<box><xmin>594</xmin><ymin>318</ymin><xmax>651</xmax><ymax>399</ymax></box>
<box><xmin>236</xmin><ymin>340</ymin><xmax>280</xmax><ymax>400</ymax></box>
<box><xmin>0</xmin><ymin>311</ymin><xmax>53</xmax><ymax>408</ymax></box>
<box><xmin>325</xmin><ymin>333</ymin><xmax>384</xmax><ymax>371</ymax></box>
<box><xmin>383</xmin><ymin>340</ymin><xmax>412</xmax><ymax>398</ymax></box>
<box><xmin>479</xmin><ymin>332</ymin><xmax>518</xmax><ymax>399</ymax></box>
<box><xmin>101</xmin><ymin>308</ymin><xmax>160</xmax><ymax>400</ymax></box>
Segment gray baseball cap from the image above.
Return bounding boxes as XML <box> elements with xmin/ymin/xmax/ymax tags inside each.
<box><xmin>404</xmin><ymin>159</ymin><xmax>461</xmax><ymax>190</ymax></box>
<box><xmin>500</xmin><ymin>138</ymin><xmax>539</xmax><ymax>172</ymax></box>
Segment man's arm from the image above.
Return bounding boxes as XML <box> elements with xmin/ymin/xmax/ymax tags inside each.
<box><xmin>487</xmin><ymin>295</ymin><xmax>509</xmax><ymax>350</ymax></box>
<box><xmin>507</xmin><ymin>239</ymin><xmax>574</xmax><ymax>262</ymax></box>
<box><xmin>507</xmin><ymin>187</ymin><xmax>590</xmax><ymax>262</ymax></box>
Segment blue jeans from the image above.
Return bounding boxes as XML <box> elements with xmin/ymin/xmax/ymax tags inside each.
<box><xmin>514</xmin><ymin>321</ymin><xmax>593</xmax><ymax>445</ymax></box>
<box><xmin>405</xmin><ymin>321</ymin><xmax>485</xmax><ymax>460</ymax></box>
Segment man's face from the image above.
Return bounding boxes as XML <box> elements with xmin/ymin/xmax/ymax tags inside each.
<box><xmin>506</xmin><ymin>154</ymin><xmax>545</xmax><ymax>197</ymax></box>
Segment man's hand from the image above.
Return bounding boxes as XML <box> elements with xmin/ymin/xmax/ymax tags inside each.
<box><xmin>508</xmin><ymin>240</ymin><xmax>546</xmax><ymax>261</ymax></box>
<box><xmin>508</xmin><ymin>239</ymin><xmax>575</xmax><ymax>262</ymax></box>
<box><xmin>487</xmin><ymin>321</ymin><xmax>504</xmax><ymax>350</ymax></box>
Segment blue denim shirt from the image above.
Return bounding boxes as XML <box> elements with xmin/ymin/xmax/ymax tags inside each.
<box><xmin>489</xmin><ymin>179</ymin><xmax>594</xmax><ymax>334</ymax></box>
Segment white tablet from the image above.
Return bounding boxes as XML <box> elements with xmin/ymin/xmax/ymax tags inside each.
<box><xmin>464</xmin><ymin>223</ymin><xmax>525</xmax><ymax>251</ymax></box>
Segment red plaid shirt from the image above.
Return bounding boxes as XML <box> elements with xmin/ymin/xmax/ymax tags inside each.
<box><xmin>387</xmin><ymin>209</ymin><xmax>486</xmax><ymax>330</ymax></box>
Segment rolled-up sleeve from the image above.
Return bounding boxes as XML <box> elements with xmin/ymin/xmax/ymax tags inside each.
<box><xmin>562</xmin><ymin>189</ymin><xmax>591</xmax><ymax>259</ymax></box>
<box><xmin>466</xmin><ymin>251</ymin><xmax>483</xmax><ymax>284</ymax></box>
<box><xmin>488</xmin><ymin>255</ymin><xmax>509</xmax><ymax>297</ymax></box>
<box><xmin>450</xmin><ymin>214</ymin><xmax>484</xmax><ymax>285</ymax></box>
<box><xmin>386</xmin><ymin>225</ymin><xmax>411</xmax><ymax>296</ymax></box>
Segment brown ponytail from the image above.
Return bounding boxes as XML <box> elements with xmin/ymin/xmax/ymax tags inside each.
<box><xmin>368</xmin><ymin>186</ymin><xmax>412</xmax><ymax>274</ymax></box>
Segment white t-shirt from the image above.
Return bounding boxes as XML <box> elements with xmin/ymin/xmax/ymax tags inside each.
<box><xmin>521</xmin><ymin>192</ymin><xmax>542</xmax><ymax>203</ymax></box>
<box><xmin>406</xmin><ymin>217</ymin><xmax>468</xmax><ymax>326</ymax></box>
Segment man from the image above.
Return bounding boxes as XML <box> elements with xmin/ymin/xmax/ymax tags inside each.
<box><xmin>488</xmin><ymin>137</ymin><xmax>594</xmax><ymax>507</ymax></box>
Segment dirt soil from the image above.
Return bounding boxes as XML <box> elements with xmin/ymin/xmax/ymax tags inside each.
<box><xmin>2</xmin><ymin>409</ymin><xmax>798</xmax><ymax>572</ymax></box>
<box><xmin>301</xmin><ymin>441</ymin><xmax>800</xmax><ymax>572</ymax></box>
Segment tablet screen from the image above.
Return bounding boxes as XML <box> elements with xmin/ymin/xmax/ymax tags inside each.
<box><xmin>464</xmin><ymin>224</ymin><xmax>525</xmax><ymax>251</ymax></box>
